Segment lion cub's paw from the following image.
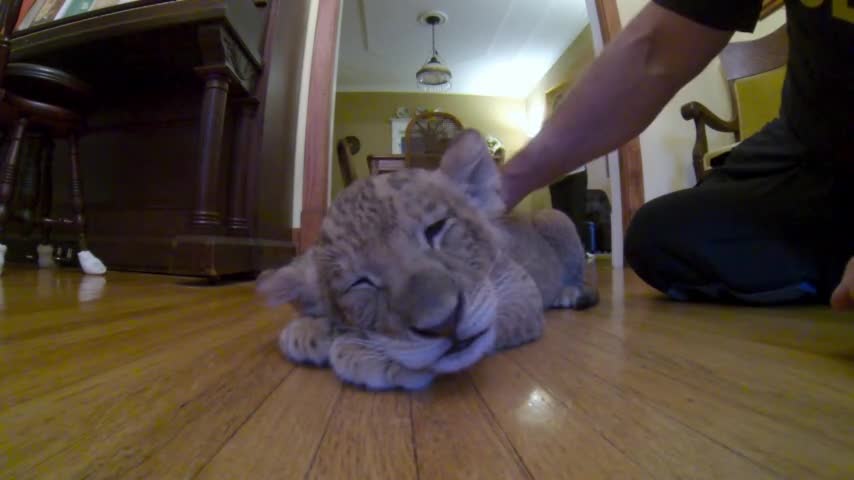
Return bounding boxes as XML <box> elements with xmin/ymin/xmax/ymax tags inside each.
<box><xmin>330</xmin><ymin>337</ymin><xmax>434</xmax><ymax>391</ymax></box>
<box><xmin>552</xmin><ymin>285</ymin><xmax>599</xmax><ymax>310</ymax></box>
<box><xmin>278</xmin><ymin>317</ymin><xmax>334</xmax><ymax>366</ymax></box>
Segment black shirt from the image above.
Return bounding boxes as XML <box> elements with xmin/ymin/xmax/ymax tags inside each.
<box><xmin>653</xmin><ymin>0</ymin><xmax>853</xmax><ymax>165</ymax></box>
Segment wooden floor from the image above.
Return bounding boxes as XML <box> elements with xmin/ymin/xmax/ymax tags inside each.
<box><xmin>2</xmin><ymin>263</ymin><xmax>854</xmax><ymax>479</ymax></box>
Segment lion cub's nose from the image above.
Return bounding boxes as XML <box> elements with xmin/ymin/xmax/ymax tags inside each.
<box><xmin>396</xmin><ymin>271</ymin><xmax>460</xmax><ymax>338</ymax></box>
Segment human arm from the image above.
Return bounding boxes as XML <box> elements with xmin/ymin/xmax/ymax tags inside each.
<box><xmin>501</xmin><ymin>2</ymin><xmax>735</xmax><ymax>208</ymax></box>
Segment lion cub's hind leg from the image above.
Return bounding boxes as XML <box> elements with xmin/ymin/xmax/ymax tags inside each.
<box><xmin>532</xmin><ymin>209</ymin><xmax>599</xmax><ymax>310</ymax></box>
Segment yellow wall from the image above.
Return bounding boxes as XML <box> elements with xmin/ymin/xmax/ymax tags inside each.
<box><xmin>526</xmin><ymin>24</ymin><xmax>595</xmax><ymax>129</ymax></box>
<box><xmin>525</xmin><ymin>25</ymin><xmax>611</xmax><ymax>198</ymax></box>
<box><xmin>520</xmin><ymin>25</ymin><xmax>598</xmax><ymax>211</ymax></box>
<box><xmin>615</xmin><ymin>0</ymin><xmax>787</xmax><ymax>200</ymax></box>
<box><xmin>332</xmin><ymin>92</ymin><xmax>529</xmax><ymax>198</ymax></box>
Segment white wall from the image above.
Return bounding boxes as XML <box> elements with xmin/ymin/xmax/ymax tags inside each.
<box><xmin>615</xmin><ymin>0</ymin><xmax>787</xmax><ymax>201</ymax></box>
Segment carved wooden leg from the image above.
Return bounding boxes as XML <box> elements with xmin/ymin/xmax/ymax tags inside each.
<box><xmin>19</xmin><ymin>135</ymin><xmax>48</xmax><ymax>235</ymax></box>
<box><xmin>0</xmin><ymin>117</ymin><xmax>28</xmax><ymax>234</ymax></box>
<box><xmin>17</xmin><ymin>144</ymin><xmax>35</xmax><ymax>231</ymax></box>
<box><xmin>192</xmin><ymin>73</ymin><xmax>230</xmax><ymax>230</ymax></box>
<box><xmin>69</xmin><ymin>134</ymin><xmax>87</xmax><ymax>251</ymax></box>
<box><xmin>69</xmin><ymin>134</ymin><xmax>106</xmax><ymax>275</ymax></box>
<box><xmin>38</xmin><ymin>139</ymin><xmax>54</xmax><ymax>245</ymax></box>
<box><xmin>227</xmin><ymin>100</ymin><xmax>256</xmax><ymax>234</ymax></box>
<box><xmin>37</xmin><ymin>139</ymin><xmax>56</xmax><ymax>269</ymax></box>
<box><xmin>0</xmin><ymin>117</ymin><xmax>27</xmax><ymax>274</ymax></box>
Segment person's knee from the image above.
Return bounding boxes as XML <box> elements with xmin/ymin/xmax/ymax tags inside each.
<box><xmin>625</xmin><ymin>195</ymin><xmax>690</xmax><ymax>293</ymax></box>
<box><xmin>625</xmin><ymin>198</ymin><xmax>669</xmax><ymax>268</ymax></box>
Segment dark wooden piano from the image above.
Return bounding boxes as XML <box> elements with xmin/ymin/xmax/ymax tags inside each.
<box><xmin>6</xmin><ymin>0</ymin><xmax>306</xmax><ymax>277</ymax></box>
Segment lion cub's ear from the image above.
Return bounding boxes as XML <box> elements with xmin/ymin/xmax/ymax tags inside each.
<box><xmin>256</xmin><ymin>249</ymin><xmax>327</xmax><ymax>316</ymax></box>
<box><xmin>439</xmin><ymin>129</ymin><xmax>505</xmax><ymax>216</ymax></box>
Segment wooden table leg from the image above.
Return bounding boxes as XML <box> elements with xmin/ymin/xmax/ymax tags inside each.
<box><xmin>227</xmin><ymin>99</ymin><xmax>256</xmax><ymax>234</ymax></box>
<box><xmin>192</xmin><ymin>72</ymin><xmax>230</xmax><ymax>230</ymax></box>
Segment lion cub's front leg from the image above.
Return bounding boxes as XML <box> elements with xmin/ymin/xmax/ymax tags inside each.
<box><xmin>329</xmin><ymin>335</ymin><xmax>434</xmax><ymax>391</ymax></box>
<box><xmin>278</xmin><ymin>316</ymin><xmax>335</xmax><ymax>366</ymax></box>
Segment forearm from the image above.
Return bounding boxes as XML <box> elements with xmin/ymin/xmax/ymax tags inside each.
<box><xmin>501</xmin><ymin>3</ymin><xmax>732</xmax><ymax>208</ymax></box>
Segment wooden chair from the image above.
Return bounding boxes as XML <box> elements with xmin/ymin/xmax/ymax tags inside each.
<box><xmin>681</xmin><ymin>25</ymin><xmax>788</xmax><ymax>181</ymax></box>
<box><xmin>0</xmin><ymin>0</ymin><xmax>105</xmax><ymax>275</ymax></box>
<box><xmin>336</xmin><ymin>135</ymin><xmax>360</xmax><ymax>187</ymax></box>
<box><xmin>403</xmin><ymin>111</ymin><xmax>463</xmax><ymax>170</ymax></box>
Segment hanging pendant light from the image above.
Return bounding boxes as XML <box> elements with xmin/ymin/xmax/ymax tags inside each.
<box><xmin>416</xmin><ymin>11</ymin><xmax>452</xmax><ymax>92</ymax></box>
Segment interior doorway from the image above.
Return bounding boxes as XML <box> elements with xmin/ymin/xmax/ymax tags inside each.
<box><xmin>301</xmin><ymin>0</ymin><xmax>644</xmax><ymax>268</ymax></box>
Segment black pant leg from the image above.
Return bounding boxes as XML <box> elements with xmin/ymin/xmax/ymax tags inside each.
<box><xmin>625</xmin><ymin>119</ymin><xmax>854</xmax><ymax>304</ymax></box>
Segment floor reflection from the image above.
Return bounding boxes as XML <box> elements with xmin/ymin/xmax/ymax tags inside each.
<box><xmin>78</xmin><ymin>275</ymin><xmax>107</xmax><ymax>303</ymax></box>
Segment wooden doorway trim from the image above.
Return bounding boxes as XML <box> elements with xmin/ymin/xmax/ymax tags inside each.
<box><xmin>299</xmin><ymin>0</ymin><xmax>644</xmax><ymax>250</ymax></box>
<box><xmin>299</xmin><ymin>0</ymin><xmax>341</xmax><ymax>252</ymax></box>
<box><xmin>594</xmin><ymin>0</ymin><xmax>644</xmax><ymax>233</ymax></box>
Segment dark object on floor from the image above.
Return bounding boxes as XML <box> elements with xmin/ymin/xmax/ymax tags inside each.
<box><xmin>585</xmin><ymin>189</ymin><xmax>611</xmax><ymax>253</ymax></box>
<box><xmin>549</xmin><ymin>170</ymin><xmax>611</xmax><ymax>253</ymax></box>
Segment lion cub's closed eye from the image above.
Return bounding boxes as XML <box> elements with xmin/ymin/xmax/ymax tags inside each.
<box><xmin>257</xmin><ymin>129</ymin><xmax>597</xmax><ymax>391</ymax></box>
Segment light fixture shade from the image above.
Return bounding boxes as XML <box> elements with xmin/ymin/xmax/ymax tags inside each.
<box><xmin>416</xmin><ymin>54</ymin><xmax>452</xmax><ymax>91</ymax></box>
<box><xmin>416</xmin><ymin>12</ymin><xmax>452</xmax><ymax>92</ymax></box>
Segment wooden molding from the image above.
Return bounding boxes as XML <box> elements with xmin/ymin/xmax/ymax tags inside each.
<box><xmin>300</xmin><ymin>0</ymin><xmax>340</xmax><ymax>252</ymax></box>
<box><xmin>760</xmin><ymin>0</ymin><xmax>784</xmax><ymax>19</ymax></box>
<box><xmin>595</xmin><ymin>0</ymin><xmax>645</xmax><ymax>233</ymax></box>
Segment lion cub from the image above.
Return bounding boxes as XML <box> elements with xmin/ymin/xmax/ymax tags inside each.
<box><xmin>258</xmin><ymin>130</ymin><xmax>597</xmax><ymax>390</ymax></box>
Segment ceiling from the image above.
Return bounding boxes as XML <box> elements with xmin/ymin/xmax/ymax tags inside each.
<box><xmin>336</xmin><ymin>0</ymin><xmax>591</xmax><ymax>99</ymax></box>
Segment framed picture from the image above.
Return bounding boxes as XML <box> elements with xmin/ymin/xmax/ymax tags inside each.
<box><xmin>545</xmin><ymin>81</ymin><xmax>571</xmax><ymax>119</ymax></box>
<box><xmin>760</xmin><ymin>0</ymin><xmax>784</xmax><ymax>19</ymax></box>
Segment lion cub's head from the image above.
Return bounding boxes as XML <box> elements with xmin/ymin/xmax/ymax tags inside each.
<box><xmin>258</xmin><ymin>130</ymin><xmax>508</xmax><ymax>373</ymax></box>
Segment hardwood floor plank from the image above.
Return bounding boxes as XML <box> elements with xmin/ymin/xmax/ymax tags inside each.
<box><xmin>1</xmin><ymin>313</ymin><xmax>283</xmax><ymax>479</ymax></box>
<box><xmin>468</xmin><ymin>354</ymin><xmax>651</xmax><ymax>479</ymax></box>
<box><xmin>599</xmin><ymin>269</ymin><xmax>854</xmax><ymax>356</ymax></box>
<box><xmin>410</xmin><ymin>375</ymin><xmax>532</xmax><ymax>480</ymax></box>
<box><xmin>509</xmin><ymin>327</ymin><xmax>779</xmax><ymax>480</ymax></box>
<box><xmin>196</xmin><ymin>368</ymin><xmax>342</xmax><ymax>479</ymax></box>
<box><xmin>122</xmin><ymin>347</ymin><xmax>292</xmax><ymax>480</ymax></box>
<box><xmin>2</xmin><ymin>264</ymin><xmax>852</xmax><ymax>480</ymax></box>
<box><xmin>551</xmin><ymin>314</ymin><xmax>854</xmax><ymax>447</ymax></box>
<box><xmin>0</xmin><ymin>271</ymin><xmax>206</xmax><ymax>337</ymax></box>
<box><xmin>0</xmin><ymin>297</ymin><xmax>258</xmax><ymax>405</ymax></box>
<box><xmin>306</xmin><ymin>388</ymin><xmax>417</xmax><ymax>480</ymax></box>
<box><xmin>541</xmin><ymin>318</ymin><xmax>854</xmax><ymax>479</ymax></box>
<box><xmin>587</xmin><ymin>303</ymin><xmax>854</xmax><ymax>389</ymax></box>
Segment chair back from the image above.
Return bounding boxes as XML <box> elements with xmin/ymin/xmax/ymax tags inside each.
<box><xmin>732</xmin><ymin>66</ymin><xmax>786</xmax><ymax>139</ymax></box>
<box><xmin>336</xmin><ymin>136</ymin><xmax>360</xmax><ymax>187</ymax></box>
<box><xmin>720</xmin><ymin>24</ymin><xmax>788</xmax><ymax>140</ymax></box>
<box><xmin>403</xmin><ymin>112</ymin><xmax>463</xmax><ymax>168</ymax></box>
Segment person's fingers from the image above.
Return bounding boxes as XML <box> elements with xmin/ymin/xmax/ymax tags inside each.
<box><xmin>830</xmin><ymin>258</ymin><xmax>854</xmax><ymax>311</ymax></box>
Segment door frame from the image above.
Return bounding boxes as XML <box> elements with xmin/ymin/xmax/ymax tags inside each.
<box><xmin>299</xmin><ymin>0</ymin><xmax>644</xmax><ymax>256</ymax></box>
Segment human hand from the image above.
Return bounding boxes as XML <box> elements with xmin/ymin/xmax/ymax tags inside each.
<box><xmin>830</xmin><ymin>257</ymin><xmax>854</xmax><ymax>311</ymax></box>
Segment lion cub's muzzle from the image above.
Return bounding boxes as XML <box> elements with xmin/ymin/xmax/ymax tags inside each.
<box><xmin>392</xmin><ymin>269</ymin><xmax>464</xmax><ymax>339</ymax></box>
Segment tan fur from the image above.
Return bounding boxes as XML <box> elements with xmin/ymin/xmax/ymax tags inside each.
<box><xmin>257</xmin><ymin>130</ymin><xmax>597</xmax><ymax>390</ymax></box>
